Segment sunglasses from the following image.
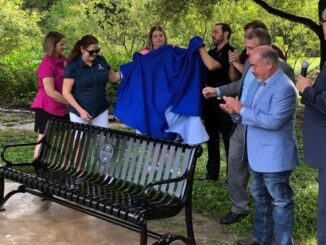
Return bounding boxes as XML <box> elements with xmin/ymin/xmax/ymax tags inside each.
<box><xmin>85</xmin><ymin>48</ymin><xmax>101</xmax><ymax>56</ymax></box>
<box><xmin>320</xmin><ymin>19</ymin><xmax>326</xmax><ymax>25</ymax></box>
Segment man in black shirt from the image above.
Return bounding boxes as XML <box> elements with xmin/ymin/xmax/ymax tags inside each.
<box><xmin>200</xmin><ymin>23</ymin><xmax>235</xmax><ymax>181</ymax></box>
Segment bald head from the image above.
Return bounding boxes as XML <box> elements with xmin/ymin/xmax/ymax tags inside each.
<box><xmin>250</xmin><ymin>45</ymin><xmax>279</xmax><ymax>82</ymax></box>
<box><xmin>252</xmin><ymin>45</ymin><xmax>279</xmax><ymax>67</ymax></box>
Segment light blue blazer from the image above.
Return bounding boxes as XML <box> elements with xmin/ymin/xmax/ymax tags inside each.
<box><xmin>240</xmin><ymin>69</ymin><xmax>299</xmax><ymax>173</ymax></box>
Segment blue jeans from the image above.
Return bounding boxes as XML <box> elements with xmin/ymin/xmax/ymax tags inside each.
<box><xmin>250</xmin><ymin>170</ymin><xmax>294</xmax><ymax>245</ymax></box>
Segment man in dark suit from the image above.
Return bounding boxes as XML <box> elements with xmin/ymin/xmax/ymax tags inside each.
<box><xmin>296</xmin><ymin>8</ymin><xmax>326</xmax><ymax>245</ymax></box>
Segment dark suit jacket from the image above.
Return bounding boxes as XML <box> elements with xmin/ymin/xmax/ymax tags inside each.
<box><xmin>301</xmin><ymin>62</ymin><xmax>326</xmax><ymax>170</ymax></box>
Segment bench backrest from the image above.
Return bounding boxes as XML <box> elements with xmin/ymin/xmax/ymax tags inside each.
<box><xmin>37</xmin><ymin>119</ymin><xmax>202</xmax><ymax>200</ymax></box>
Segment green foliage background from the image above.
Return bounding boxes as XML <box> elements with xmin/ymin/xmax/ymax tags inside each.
<box><xmin>0</xmin><ymin>0</ymin><xmax>321</xmax><ymax>106</ymax></box>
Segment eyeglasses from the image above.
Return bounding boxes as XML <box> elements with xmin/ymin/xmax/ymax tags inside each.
<box><xmin>85</xmin><ymin>48</ymin><xmax>101</xmax><ymax>56</ymax></box>
<box><xmin>320</xmin><ymin>19</ymin><xmax>326</xmax><ymax>25</ymax></box>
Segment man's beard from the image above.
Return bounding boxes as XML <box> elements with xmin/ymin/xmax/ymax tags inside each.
<box><xmin>257</xmin><ymin>78</ymin><xmax>264</xmax><ymax>83</ymax></box>
<box><xmin>213</xmin><ymin>38</ymin><xmax>221</xmax><ymax>46</ymax></box>
<box><xmin>254</xmin><ymin>76</ymin><xmax>264</xmax><ymax>83</ymax></box>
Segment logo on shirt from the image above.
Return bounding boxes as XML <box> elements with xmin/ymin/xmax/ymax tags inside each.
<box><xmin>98</xmin><ymin>64</ymin><xmax>105</xmax><ymax>70</ymax></box>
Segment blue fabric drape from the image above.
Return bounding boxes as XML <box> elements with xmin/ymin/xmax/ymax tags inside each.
<box><xmin>114</xmin><ymin>36</ymin><xmax>207</xmax><ymax>140</ymax></box>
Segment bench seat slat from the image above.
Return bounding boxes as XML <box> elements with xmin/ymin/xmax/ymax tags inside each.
<box><xmin>0</xmin><ymin>166</ymin><xmax>181</xmax><ymax>223</ymax></box>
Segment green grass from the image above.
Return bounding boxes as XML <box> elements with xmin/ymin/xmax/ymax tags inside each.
<box><xmin>0</xmin><ymin>110</ymin><xmax>34</xmax><ymax>127</ymax></box>
<box><xmin>0</xmin><ymin>107</ymin><xmax>318</xmax><ymax>244</ymax></box>
<box><xmin>0</xmin><ymin>129</ymin><xmax>35</xmax><ymax>165</ymax></box>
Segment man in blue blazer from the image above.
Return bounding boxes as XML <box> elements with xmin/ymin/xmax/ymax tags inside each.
<box><xmin>221</xmin><ymin>46</ymin><xmax>299</xmax><ymax>245</ymax></box>
<box><xmin>296</xmin><ymin>8</ymin><xmax>326</xmax><ymax>245</ymax></box>
<box><xmin>202</xmin><ymin>28</ymin><xmax>294</xmax><ymax>225</ymax></box>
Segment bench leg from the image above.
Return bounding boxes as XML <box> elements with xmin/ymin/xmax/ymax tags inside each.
<box><xmin>0</xmin><ymin>184</ymin><xmax>25</xmax><ymax>211</ymax></box>
<box><xmin>140</xmin><ymin>224</ymin><xmax>148</xmax><ymax>245</ymax></box>
<box><xmin>0</xmin><ymin>177</ymin><xmax>4</xmax><ymax>211</ymax></box>
<box><xmin>185</xmin><ymin>195</ymin><xmax>196</xmax><ymax>245</ymax></box>
<box><xmin>152</xmin><ymin>197</ymin><xmax>196</xmax><ymax>245</ymax></box>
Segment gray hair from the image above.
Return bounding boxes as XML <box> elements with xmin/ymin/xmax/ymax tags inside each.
<box><xmin>245</xmin><ymin>28</ymin><xmax>272</xmax><ymax>46</ymax></box>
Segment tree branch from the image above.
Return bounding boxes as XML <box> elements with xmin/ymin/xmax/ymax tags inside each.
<box><xmin>252</xmin><ymin>0</ymin><xmax>323</xmax><ymax>38</ymax></box>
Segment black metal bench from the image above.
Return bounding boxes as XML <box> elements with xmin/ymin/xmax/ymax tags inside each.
<box><xmin>0</xmin><ymin>119</ymin><xmax>202</xmax><ymax>245</ymax></box>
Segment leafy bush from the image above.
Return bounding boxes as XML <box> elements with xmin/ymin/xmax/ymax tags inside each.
<box><xmin>104</xmin><ymin>52</ymin><xmax>132</xmax><ymax>113</ymax></box>
<box><xmin>0</xmin><ymin>49</ymin><xmax>42</xmax><ymax>106</ymax></box>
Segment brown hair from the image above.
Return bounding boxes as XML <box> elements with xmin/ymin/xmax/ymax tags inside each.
<box><xmin>215</xmin><ymin>23</ymin><xmax>232</xmax><ymax>40</ymax></box>
<box><xmin>145</xmin><ymin>26</ymin><xmax>168</xmax><ymax>50</ymax></box>
<box><xmin>243</xmin><ymin>20</ymin><xmax>268</xmax><ymax>31</ymax></box>
<box><xmin>67</xmin><ymin>35</ymin><xmax>99</xmax><ymax>63</ymax></box>
<box><xmin>43</xmin><ymin>31</ymin><xmax>65</xmax><ymax>56</ymax></box>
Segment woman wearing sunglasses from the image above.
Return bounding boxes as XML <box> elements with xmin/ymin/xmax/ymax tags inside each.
<box><xmin>62</xmin><ymin>34</ymin><xmax>120</xmax><ymax>127</ymax></box>
<box><xmin>31</xmin><ymin>31</ymin><xmax>69</xmax><ymax>159</ymax></box>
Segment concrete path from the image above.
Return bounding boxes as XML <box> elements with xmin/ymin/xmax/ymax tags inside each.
<box><xmin>0</xmin><ymin>184</ymin><xmax>149</xmax><ymax>245</ymax></box>
<box><xmin>0</xmin><ymin>122</ymin><xmax>127</xmax><ymax>131</ymax></box>
<box><xmin>0</xmin><ymin>183</ymin><xmax>232</xmax><ymax>245</ymax></box>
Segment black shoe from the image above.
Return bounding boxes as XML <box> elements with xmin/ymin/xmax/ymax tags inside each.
<box><xmin>197</xmin><ymin>175</ymin><xmax>218</xmax><ymax>181</ymax></box>
<box><xmin>220</xmin><ymin>211</ymin><xmax>248</xmax><ymax>225</ymax></box>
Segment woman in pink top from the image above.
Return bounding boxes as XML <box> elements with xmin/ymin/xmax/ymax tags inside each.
<box><xmin>140</xmin><ymin>26</ymin><xmax>168</xmax><ymax>55</ymax></box>
<box><xmin>31</xmin><ymin>31</ymin><xmax>69</xmax><ymax>158</ymax></box>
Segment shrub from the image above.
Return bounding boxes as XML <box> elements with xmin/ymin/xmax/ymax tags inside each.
<box><xmin>104</xmin><ymin>52</ymin><xmax>131</xmax><ymax>114</ymax></box>
<box><xmin>0</xmin><ymin>49</ymin><xmax>42</xmax><ymax>107</ymax></box>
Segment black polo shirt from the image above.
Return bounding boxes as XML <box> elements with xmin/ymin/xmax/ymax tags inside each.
<box><xmin>205</xmin><ymin>42</ymin><xmax>235</xmax><ymax>88</ymax></box>
<box><xmin>64</xmin><ymin>56</ymin><xmax>111</xmax><ymax>118</ymax></box>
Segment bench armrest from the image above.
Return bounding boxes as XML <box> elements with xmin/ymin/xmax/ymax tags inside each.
<box><xmin>1</xmin><ymin>138</ymin><xmax>44</xmax><ymax>166</ymax></box>
<box><xmin>144</xmin><ymin>170</ymin><xmax>191</xmax><ymax>196</ymax></box>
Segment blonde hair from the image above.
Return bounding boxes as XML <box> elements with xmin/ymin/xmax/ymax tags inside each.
<box><xmin>145</xmin><ymin>26</ymin><xmax>168</xmax><ymax>50</ymax></box>
<box><xmin>43</xmin><ymin>31</ymin><xmax>65</xmax><ymax>56</ymax></box>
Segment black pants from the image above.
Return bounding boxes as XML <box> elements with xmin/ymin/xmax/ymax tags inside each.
<box><xmin>202</xmin><ymin>99</ymin><xmax>233</xmax><ymax>179</ymax></box>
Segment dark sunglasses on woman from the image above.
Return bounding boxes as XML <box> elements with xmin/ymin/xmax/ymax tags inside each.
<box><xmin>85</xmin><ymin>48</ymin><xmax>101</xmax><ymax>56</ymax></box>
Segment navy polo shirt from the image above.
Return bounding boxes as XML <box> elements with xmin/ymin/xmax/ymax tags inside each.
<box><xmin>64</xmin><ymin>56</ymin><xmax>111</xmax><ymax>118</ymax></box>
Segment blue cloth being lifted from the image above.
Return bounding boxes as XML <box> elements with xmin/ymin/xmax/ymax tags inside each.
<box><xmin>114</xmin><ymin>36</ymin><xmax>209</xmax><ymax>144</ymax></box>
